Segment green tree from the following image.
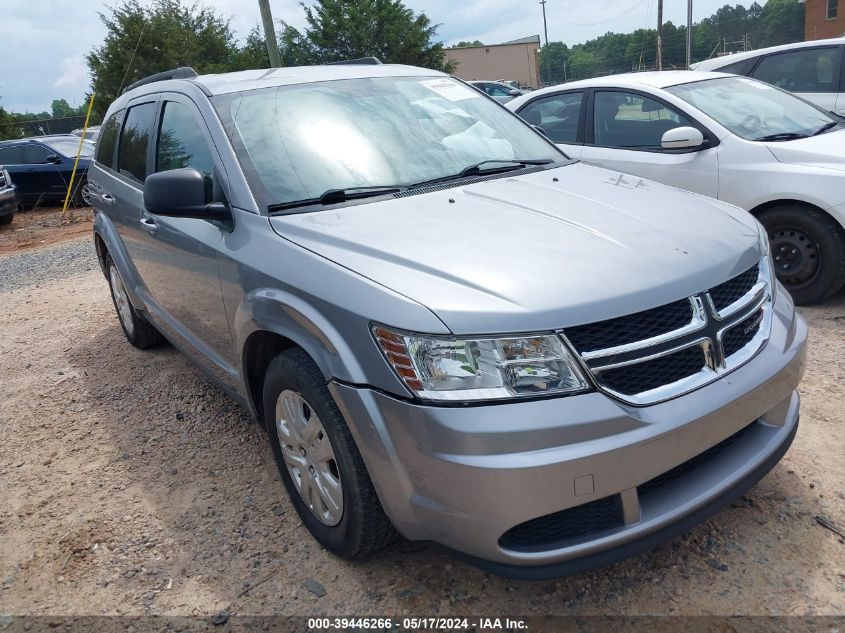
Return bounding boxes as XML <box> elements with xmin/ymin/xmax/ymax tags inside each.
<box><xmin>454</xmin><ymin>40</ymin><xmax>484</xmax><ymax>48</ymax></box>
<box><xmin>232</xmin><ymin>26</ymin><xmax>270</xmax><ymax>70</ymax></box>
<box><xmin>86</xmin><ymin>0</ymin><xmax>241</xmax><ymax>117</ymax></box>
<box><xmin>51</xmin><ymin>99</ymin><xmax>85</xmax><ymax>119</ymax></box>
<box><xmin>282</xmin><ymin>0</ymin><xmax>454</xmax><ymax>71</ymax></box>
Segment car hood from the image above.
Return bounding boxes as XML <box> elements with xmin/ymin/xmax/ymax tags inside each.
<box><xmin>270</xmin><ymin>163</ymin><xmax>761</xmax><ymax>334</ymax></box>
<box><xmin>765</xmin><ymin>128</ymin><xmax>845</xmax><ymax>172</ymax></box>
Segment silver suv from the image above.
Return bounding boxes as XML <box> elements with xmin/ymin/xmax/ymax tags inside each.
<box><xmin>89</xmin><ymin>63</ymin><xmax>807</xmax><ymax>579</ymax></box>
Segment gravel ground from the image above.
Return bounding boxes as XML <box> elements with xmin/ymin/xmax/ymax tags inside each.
<box><xmin>1</xmin><ymin>236</ymin><xmax>844</xmax><ymax>618</ymax></box>
<box><xmin>0</xmin><ymin>239</ymin><xmax>97</xmax><ymax>292</ymax></box>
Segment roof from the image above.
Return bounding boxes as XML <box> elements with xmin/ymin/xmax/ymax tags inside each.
<box><xmin>0</xmin><ymin>135</ymin><xmax>83</xmax><ymax>146</ymax></box>
<box><xmin>192</xmin><ymin>63</ymin><xmax>444</xmax><ymax>96</ymax></box>
<box><xmin>501</xmin><ymin>35</ymin><xmax>541</xmax><ymax>45</ymax></box>
<box><xmin>531</xmin><ymin>70</ymin><xmax>731</xmax><ymax>93</ymax></box>
<box><xmin>692</xmin><ymin>37</ymin><xmax>845</xmax><ymax>71</ymax></box>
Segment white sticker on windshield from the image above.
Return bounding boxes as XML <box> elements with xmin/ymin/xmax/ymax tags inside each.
<box><xmin>419</xmin><ymin>78</ymin><xmax>480</xmax><ymax>101</ymax></box>
<box><xmin>737</xmin><ymin>77</ymin><xmax>773</xmax><ymax>90</ymax></box>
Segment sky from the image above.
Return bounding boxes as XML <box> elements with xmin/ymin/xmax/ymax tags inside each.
<box><xmin>1</xmin><ymin>0</ymin><xmax>762</xmax><ymax>113</ymax></box>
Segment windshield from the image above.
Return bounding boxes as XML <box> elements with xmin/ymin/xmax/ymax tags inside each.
<box><xmin>666</xmin><ymin>76</ymin><xmax>836</xmax><ymax>140</ymax></box>
<box><xmin>45</xmin><ymin>138</ymin><xmax>95</xmax><ymax>158</ymax></box>
<box><xmin>213</xmin><ymin>75</ymin><xmax>564</xmax><ymax>211</ymax></box>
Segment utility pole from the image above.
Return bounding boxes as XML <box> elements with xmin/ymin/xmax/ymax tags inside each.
<box><xmin>539</xmin><ymin>0</ymin><xmax>549</xmax><ymax>49</ymax></box>
<box><xmin>539</xmin><ymin>0</ymin><xmax>549</xmax><ymax>84</ymax></box>
<box><xmin>258</xmin><ymin>0</ymin><xmax>282</xmax><ymax>68</ymax></box>
<box><xmin>656</xmin><ymin>0</ymin><xmax>664</xmax><ymax>70</ymax></box>
<box><xmin>686</xmin><ymin>0</ymin><xmax>693</xmax><ymax>69</ymax></box>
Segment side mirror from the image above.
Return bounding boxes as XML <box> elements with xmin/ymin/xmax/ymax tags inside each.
<box><xmin>143</xmin><ymin>168</ymin><xmax>229</xmax><ymax>220</ymax></box>
<box><xmin>661</xmin><ymin>126</ymin><xmax>705</xmax><ymax>150</ymax></box>
<box><xmin>508</xmin><ymin>89</ymin><xmax>521</xmax><ymax>96</ymax></box>
<box><xmin>46</xmin><ymin>154</ymin><xmax>62</xmax><ymax>164</ymax></box>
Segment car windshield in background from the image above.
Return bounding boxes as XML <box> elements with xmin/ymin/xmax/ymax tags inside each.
<box><xmin>213</xmin><ymin>76</ymin><xmax>564</xmax><ymax>211</ymax></box>
<box><xmin>667</xmin><ymin>76</ymin><xmax>837</xmax><ymax>141</ymax></box>
<box><xmin>45</xmin><ymin>138</ymin><xmax>95</xmax><ymax>158</ymax></box>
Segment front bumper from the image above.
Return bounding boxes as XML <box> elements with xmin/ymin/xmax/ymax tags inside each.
<box><xmin>330</xmin><ymin>287</ymin><xmax>807</xmax><ymax>578</ymax></box>
<box><xmin>0</xmin><ymin>186</ymin><xmax>17</xmax><ymax>217</ymax></box>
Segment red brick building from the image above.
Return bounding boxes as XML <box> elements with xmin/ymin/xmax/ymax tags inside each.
<box><xmin>805</xmin><ymin>0</ymin><xmax>845</xmax><ymax>40</ymax></box>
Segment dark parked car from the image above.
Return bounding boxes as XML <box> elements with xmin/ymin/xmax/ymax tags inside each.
<box><xmin>0</xmin><ymin>167</ymin><xmax>17</xmax><ymax>225</ymax></box>
<box><xmin>0</xmin><ymin>136</ymin><xmax>94</xmax><ymax>208</ymax></box>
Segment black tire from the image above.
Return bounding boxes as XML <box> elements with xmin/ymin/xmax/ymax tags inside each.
<box><xmin>72</xmin><ymin>177</ymin><xmax>92</xmax><ymax>207</ymax></box>
<box><xmin>104</xmin><ymin>254</ymin><xmax>164</xmax><ymax>349</ymax></box>
<box><xmin>758</xmin><ymin>204</ymin><xmax>845</xmax><ymax>305</ymax></box>
<box><xmin>263</xmin><ymin>347</ymin><xmax>395</xmax><ymax>559</ymax></box>
<box><xmin>0</xmin><ymin>213</ymin><xmax>12</xmax><ymax>226</ymax></box>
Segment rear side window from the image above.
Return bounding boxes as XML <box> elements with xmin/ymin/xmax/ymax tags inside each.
<box><xmin>518</xmin><ymin>92</ymin><xmax>583</xmax><ymax>143</ymax></box>
<box><xmin>96</xmin><ymin>110</ymin><xmax>123</xmax><ymax>169</ymax></box>
<box><xmin>0</xmin><ymin>146</ymin><xmax>25</xmax><ymax>164</ymax></box>
<box><xmin>118</xmin><ymin>102</ymin><xmax>157</xmax><ymax>183</ymax></box>
<box><xmin>752</xmin><ymin>47</ymin><xmax>841</xmax><ymax>93</ymax></box>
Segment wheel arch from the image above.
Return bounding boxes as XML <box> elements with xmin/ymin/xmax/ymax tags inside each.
<box><xmin>241</xmin><ymin>329</ymin><xmax>299</xmax><ymax>429</ymax></box>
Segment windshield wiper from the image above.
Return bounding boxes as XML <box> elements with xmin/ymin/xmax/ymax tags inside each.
<box><xmin>753</xmin><ymin>132</ymin><xmax>809</xmax><ymax>142</ymax></box>
<box><xmin>408</xmin><ymin>158</ymin><xmax>556</xmax><ymax>189</ymax></box>
<box><xmin>268</xmin><ymin>186</ymin><xmax>405</xmax><ymax>212</ymax></box>
<box><xmin>812</xmin><ymin>121</ymin><xmax>841</xmax><ymax>136</ymax></box>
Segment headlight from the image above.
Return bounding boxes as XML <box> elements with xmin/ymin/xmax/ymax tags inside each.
<box><xmin>756</xmin><ymin>219</ymin><xmax>777</xmax><ymax>295</ymax></box>
<box><xmin>372</xmin><ymin>325</ymin><xmax>590</xmax><ymax>402</ymax></box>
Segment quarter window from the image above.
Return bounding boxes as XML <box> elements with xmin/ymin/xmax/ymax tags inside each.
<box><xmin>118</xmin><ymin>102</ymin><xmax>157</xmax><ymax>183</ymax></box>
<box><xmin>518</xmin><ymin>92</ymin><xmax>583</xmax><ymax>143</ymax></box>
<box><xmin>0</xmin><ymin>146</ymin><xmax>25</xmax><ymax>164</ymax></box>
<box><xmin>593</xmin><ymin>91</ymin><xmax>691</xmax><ymax>149</ymax></box>
<box><xmin>752</xmin><ymin>48</ymin><xmax>840</xmax><ymax>93</ymax></box>
<box><xmin>96</xmin><ymin>110</ymin><xmax>123</xmax><ymax>169</ymax></box>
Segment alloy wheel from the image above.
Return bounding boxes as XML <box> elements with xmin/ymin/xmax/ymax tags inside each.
<box><xmin>109</xmin><ymin>265</ymin><xmax>135</xmax><ymax>337</ymax></box>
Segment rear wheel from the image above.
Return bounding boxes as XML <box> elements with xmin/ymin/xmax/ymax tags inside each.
<box><xmin>263</xmin><ymin>347</ymin><xmax>395</xmax><ymax>559</ymax></box>
<box><xmin>758</xmin><ymin>205</ymin><xmax>845</xmax><ymax>305</ymax></box>
<box><xmin>105</xmin><ymin>254</ymin><xmax>163</xmax><ymax>349</ymax></box>
<box><xmin>0</xmin><ymin>213</ymin><xmax>12</xmax><ymax>226</ymax></box>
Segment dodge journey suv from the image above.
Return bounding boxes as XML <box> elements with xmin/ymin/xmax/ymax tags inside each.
<box><xmin>89</xmin><ymin>63</ymin><xmax>807</xmax><ymax>578</ymax></box>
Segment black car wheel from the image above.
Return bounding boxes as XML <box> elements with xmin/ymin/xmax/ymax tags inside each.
<box><xmin>758</xmin><ymin>204</ymin><xmax>845</xmax><ymax>305</ymax></box>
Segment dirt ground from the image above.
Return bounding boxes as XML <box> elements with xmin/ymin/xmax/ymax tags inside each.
<box><xmin>0</xmin><ymin>235</ymin><xmax>844</xmax><ymax>618</ymax></box>
<box><xmin>0</xmin><ymin>206</ymin><xmax>92</xmax><ymax>255</ymax></box>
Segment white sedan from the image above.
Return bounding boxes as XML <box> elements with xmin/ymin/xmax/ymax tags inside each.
<box><xmin>506</xmin><ymin>71</ymin><xmax>845</xmax><ymax>304</ymax></box>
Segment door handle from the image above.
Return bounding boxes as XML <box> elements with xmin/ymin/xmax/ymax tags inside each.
<box><xmin>100</xmin><ymin>192</ymin><xmax>115</xmax><ymax>205</ymax></box>
<box><xmin>140</xmin><ymin>217</ymin><xmax>158</xmax><ymax>235</ymax></box>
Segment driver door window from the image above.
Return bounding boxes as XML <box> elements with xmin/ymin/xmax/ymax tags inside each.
<box><xmin>592</xmin><ymin>91</ymin><xmax>691</xmax><ymax>149</ymax></box>
<box><xmin>155</xmin><ymin>100</ymin><xmax>217</xmax><ymax>202</ymax></box>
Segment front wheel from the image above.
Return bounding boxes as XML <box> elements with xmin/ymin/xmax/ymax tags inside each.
<box><xmin>758</xmin><ymin>205</ymin><xmax>845</xmax><ymax>305</ymax></box>
<box><xmin>0</xmin><ymin>213</ymin><xmax>12</xmax><ymax>226</ymax></box>
<box><xmin>263</xmin><ymin>347</ymin><xmax>395</xmax><ymax>559</ymax></box>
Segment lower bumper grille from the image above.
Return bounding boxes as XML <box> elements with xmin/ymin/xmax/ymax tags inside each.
<box><xmin>499</xmin><ymin>494</ymin><xmax>624</xmax><ymax>552</ymax></box>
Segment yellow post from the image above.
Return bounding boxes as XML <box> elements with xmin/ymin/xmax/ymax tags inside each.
<box><xmin>62</xmin><ymin>93</ymin><xmax>96</xmax><ymax>217</ymax></box>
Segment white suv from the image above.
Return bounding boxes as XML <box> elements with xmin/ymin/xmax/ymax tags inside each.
<box><xmin>692</xmin><ymin>38</ymin><xmax>845</xmax><ymax>115</ymax></box>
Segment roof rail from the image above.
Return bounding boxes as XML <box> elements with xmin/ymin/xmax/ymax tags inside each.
<box><xmin>123</xmin><ymin>67</ymin><xmax>199</xmax><ymax>94</ymax></box>
<box><xmin>327</xmin><ymin>57</ymin><xmax>382</xmax><ymax>65</ymax></box>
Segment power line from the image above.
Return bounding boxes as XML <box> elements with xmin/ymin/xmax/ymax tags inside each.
<box><xmin>556</xmin><ymin>0</ymin><xmax>651</xmax><ymax>27</ymax></box>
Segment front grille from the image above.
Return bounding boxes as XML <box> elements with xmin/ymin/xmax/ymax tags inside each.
<box><xmin>638</xmin><ymin>422</ymin><xmax>754</xmax><ymax>498</ymax></box>
<box><xmin>709</xmin><ymin>264</ymin><xmax>759</xmax><ymax>311</ymax></box>
<box><xmin>598</xmin><ymin>345</ymin><xmax>705</xmax><ymax>396</ymax></box>
<box><xmin>499</xmin><ymin>494</ymin><xmax>624</xmax><ymax>552</ymax></box>
<box><xmin>723</xmin><ymin>309</ymin><xmax>764</xmax><ymax>358</ymax></box>
<box><xmin>565</xmin><ymin>299</ymin><xmax>693</xmax><ymax>353</ymax></box>
<box><xmin>562</xmin><ymin>258</ymin><xmax>769</xmax><ymax>405</ymax></box>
